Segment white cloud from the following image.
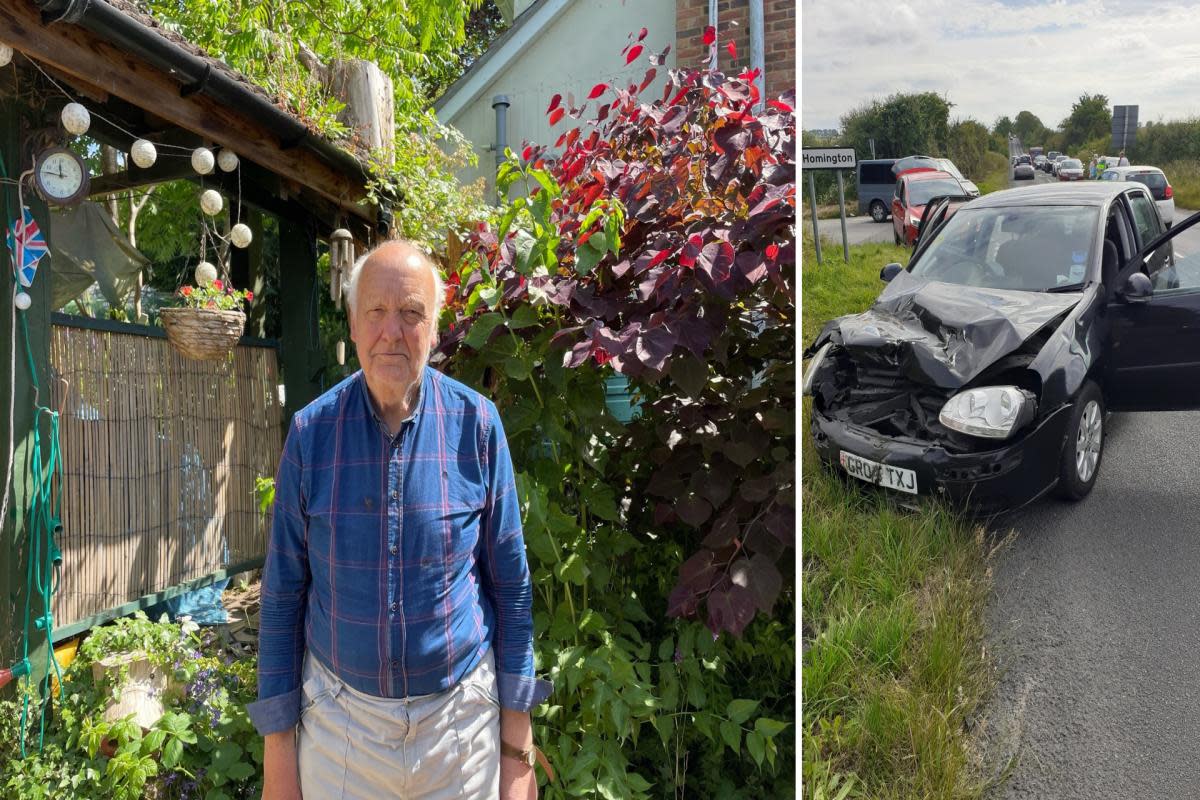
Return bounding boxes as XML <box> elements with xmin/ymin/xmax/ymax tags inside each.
<box><xmin>801</xmin><ymin>0</ymin><xmax>1200</xmax><ymax>132</ymax></box>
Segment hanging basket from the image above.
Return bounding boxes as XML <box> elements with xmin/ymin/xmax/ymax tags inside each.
<box><xmin>159</xmin><ymin>307</ymin><xmax>246</xmax><ymax>361</ymax></box>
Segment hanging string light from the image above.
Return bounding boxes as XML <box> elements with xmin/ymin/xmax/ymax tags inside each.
<box><xmin>0</xmin><ymin>44</ymin><xmax>13</xmax><ymax>68</ymax></box>
<box><xmin>217</xmin><ymin>149</ymin><xmax>239</xmax><ymax>172</ymax></box>
<box><xmin>199</xmin><ymin>189</ymin><xmax>223</xmax><ymax>216</ymax></box>
<box><xmin>130</xmin><ymin>139</ymin><xmax>157</xmax><ymax>169</ymax></box>
<box><xmin>194</xmin><ymin>261</ymin><xmax>218</xmax><ymax>286</ymax></box>
<box><xmin>191</xmin><ymin>147</ymin><xmax>214</xmax><ymax>175</ymax></box>
<box><xmin>229</xmin><ymin>223</ymin><xmax>252</xmax><ymax>248</ymax></box>
<box><xmin>60</xmin><ymin>103</ymin><xmax>90</xmax><ymax>135</ymax></box>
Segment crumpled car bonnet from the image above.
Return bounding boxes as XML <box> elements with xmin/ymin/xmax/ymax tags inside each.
<box><xmin>810</xmin><ymin>271</ymin><xmax>1082</xmax><ymax>389</ymax></box>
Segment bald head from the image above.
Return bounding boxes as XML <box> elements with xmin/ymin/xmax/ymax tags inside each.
<box><xmin>345</xmin><ymin>240</ymin><xmax>445</xmax><ymax>323</ymax></box>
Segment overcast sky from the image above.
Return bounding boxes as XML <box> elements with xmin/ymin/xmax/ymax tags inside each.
<box><xmin>801</xmin><ymin>0</ymin><xmax>1200</xmax><ymax>133</ymax></box>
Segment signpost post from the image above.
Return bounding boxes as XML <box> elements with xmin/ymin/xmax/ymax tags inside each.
<box><xmin>802</xmin><ymin>147</ymin><xmax>857</xmax><ymax>265</ymax></box>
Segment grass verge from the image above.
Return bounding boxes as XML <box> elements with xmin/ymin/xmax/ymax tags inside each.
<box><xmin>975</xmin><ymin>151</ymin><xmax>1012</xmax><ymax>196</ymax></box>
<box><xmin>802</xmin><ymin>233</ymin><xmax>997</xmax><ymax>799</ymax></box>
<box><xmin>1161</xmin><ymin>160</ymin><xmax>1200</xmax><ymax>210</ymax></box>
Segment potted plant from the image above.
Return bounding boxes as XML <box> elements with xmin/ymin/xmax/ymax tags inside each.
<box><xmin>159</xmin><ymin>277</ymin><xmax>253</xmax><ymax>361</ymax></box>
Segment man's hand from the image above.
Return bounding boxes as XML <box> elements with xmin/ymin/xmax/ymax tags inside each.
<box><xmin>262</xmin><ymin>730</ymin><xmax>302</xmax><ymax>800</ymax></box>
<box><xmin>499</xmin><ymin>708</ymin><xmax>537</xmax><ymax>800</ymax></box>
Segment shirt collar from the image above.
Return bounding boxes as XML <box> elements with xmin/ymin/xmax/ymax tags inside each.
<box><xmin>359</xmin><ymin>367</ymin><xmax>426</xmax><ymax>439</ymax></box>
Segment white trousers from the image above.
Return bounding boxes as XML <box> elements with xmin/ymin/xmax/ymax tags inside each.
<box><xmin>297</xmin><ymin>650</ymin><xmax>501</xmax><ymax>799</ymax></box>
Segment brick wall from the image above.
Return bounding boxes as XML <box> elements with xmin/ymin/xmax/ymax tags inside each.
<box><xmin>675</xmin><ymin>0</ymin><xmax>795</xmax><ymax>101</ymax></box>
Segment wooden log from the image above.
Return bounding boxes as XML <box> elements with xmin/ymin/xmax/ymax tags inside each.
<box><xmin>327</xmin><ymin>59</ymin><xmax>395</xmax><ymax>167</ymax></box>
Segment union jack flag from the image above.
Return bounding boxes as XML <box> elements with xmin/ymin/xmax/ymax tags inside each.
<box><xmin>7</xmin><ymin>206</ymin><xmax>49</xmax><ymax>288</ymax></box>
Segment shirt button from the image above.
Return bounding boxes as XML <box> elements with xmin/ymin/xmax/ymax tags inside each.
<box><xmin>389</xmin><ymin>544</ymin><xmax>397</xmax><ymax>555</ymax></box>
<box><xmin>391</xmin><ymin>659</ymin><xmax>400</xmax><ymax>669</ymax></box>
<box><xmin>389</xmin><ymin>490</ymin><xmax>398</xmax><ymax>500</ymax></box>
<box><xmin>390</xmin><ymin>601</ymin><xmax>399</xmax><ymax>612</ymax></box>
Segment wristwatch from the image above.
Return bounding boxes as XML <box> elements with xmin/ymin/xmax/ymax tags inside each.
<box><xmin>500</xmin><ymin>740</ymin><xmax>537</xmax><ymax>768</ymax></box>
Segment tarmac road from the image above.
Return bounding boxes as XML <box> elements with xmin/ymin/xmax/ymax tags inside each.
<box><xmin>981</xmin><ymin>173</ymin><xmax>1200</xmax><ymax>797</ymax></box>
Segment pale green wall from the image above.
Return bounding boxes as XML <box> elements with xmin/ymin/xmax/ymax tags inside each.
<box><xmin>440</xmin><ymin>0</ymin><xmax>676</xmax><ymax>198</ymax></box>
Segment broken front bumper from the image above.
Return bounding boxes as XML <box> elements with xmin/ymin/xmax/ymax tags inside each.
<box><xmin>810</xmin><ymin>403</ymin><xmax>1074</xmax><ymax>514</ymax></box>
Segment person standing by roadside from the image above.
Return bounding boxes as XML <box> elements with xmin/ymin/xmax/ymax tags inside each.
<box><xmin>248</xmin><ymin>240</ymin><xmax>553</xmax><ymax>800</ymax></box>
<box><xmin>1096</xmin><ymin>154</ymin><xmax>1108</xmax><ymax>179</ymax></box>
<box><xmin>1118</xmin><ymin>150</ymin><xmax>1130</xmax><ymax>166</ymax></box>
<box><xmin>1089</xmin><ymin>154</ymin><xmax>1098</xmax><ymax>179</ymax></box>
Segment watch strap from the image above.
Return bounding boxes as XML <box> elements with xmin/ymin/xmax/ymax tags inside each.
<box><xmin>500</xmin><ymin>741</ymin><xmax>556</xmax><ymax>783</ymax></box>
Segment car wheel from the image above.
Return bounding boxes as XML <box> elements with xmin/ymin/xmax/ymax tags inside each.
<box><xmin>870</xmin><ymin>200</ymin><xmax>887</xmax><ymax>223</ymax></box>
<box><xmin>1056</xmin><ymin>380</ymin><xmax>1105</xmax><ymax>500</ymax></box>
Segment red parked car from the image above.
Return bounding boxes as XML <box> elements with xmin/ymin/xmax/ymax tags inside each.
<box><xmin>892</xmin><ymin>170</ymin><xmax>968</xmax><ymax>246</ymax></box>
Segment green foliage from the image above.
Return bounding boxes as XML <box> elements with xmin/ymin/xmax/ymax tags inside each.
<box><xmin>840</xmin><ymin>92</ymin><xmax>952</xmax><ymax>160</ymax></box>
<box><xmin>802</xmin><ymin>236</ymin><xmax>995</xmax><ymax>799</ymax></box>
<box><xmin>945</xmin><ymin>119</ymin><xmax>989</xmax><ymax>179</ymax></box>
<box><xmin>1012</xmin><ymin>110</ymin><xmax>1048</xmax><ymax>146</ymax></box>
<box><xmin>253</xmin><ymin>476</ymin><xmax>276</xmax><ymax>516</ymax></box>
<box><xmin>1058</xmin><ymin>94</ymin><xmax>1111</xmax><ymax>153</ymax></box>
<box><xmin>991</xmin><ymin>116</ymin><xmax>1014</xmax><ymax>138</ymax></box>
<box><xmin>1</xmin><ymin>613</ymin><xmax>262</xmax><ymax>800</ymax></box>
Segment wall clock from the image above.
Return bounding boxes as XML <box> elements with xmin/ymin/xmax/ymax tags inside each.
<box><xmin>34</xmin><ymin>146</ymin><xmax>90</xmax><ymax>207</ymax></box>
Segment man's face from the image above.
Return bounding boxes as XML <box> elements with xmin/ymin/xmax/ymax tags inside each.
<box><xmin>349</xmin><ymin>246</ymin><xmax>437</xmax><ymax>398</ymax></box>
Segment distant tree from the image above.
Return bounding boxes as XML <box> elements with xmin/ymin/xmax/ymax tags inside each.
<box><xmin>993</xmin><ymin>115</ymin><xmax>1015</xmax><ymax>137</ymax></box>
<box><xmin>947</xmin><ymin>119</ymin><xmax>989</xmax><ymax>178</ymax></box>
<box><xmin>1059</xmin><ymin>93</ymin><xmax>1111</xmax><ymax>152</ymax></box>
<box><xmin>840</xmin><ymin>91</ymin><xmax>952</xmax><ymax>159</ymax></box>
<box><xmin>1013</xmin><ymin>110</ymin><xmax>1049</xmax><ymax>145</ymax></box>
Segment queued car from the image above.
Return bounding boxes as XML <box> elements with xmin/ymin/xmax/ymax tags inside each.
<box><xmin>1034</xmin><ymin>155</ymin><xmax>1048</xmax><ymax>171</ymax></box>
<box><xmin>804</xmin><ymin>181</ymin><xmax>1198</xmax><ymax>514</ymax></box>
<box><xmin>936</xmin><ymin>158</ymin><xmax>981</xmax><ymax>197</ymax></box>
<box><xmin>1101</xmin><ymin>165</ymin><xmax>1175</xmax><ymax>227</ymax></box>
<box><xmin>1057</xmin><ymin>158</ymin><xmax>1085</xmax><ymax>181</ymax></box>
<box><xmin>891</xmin><ymin>170</ymin><xmax>968</xmax><ymax>246</ymax></box>
<box><xmin>892</xmin><ymin>155</ymin><xmax>942</xmax><ymax>177</ymax></box>
<box><xmin>1014</xmin><ymin>159</ymin><xmax>1036</xmax><ymax>180</ymax></box>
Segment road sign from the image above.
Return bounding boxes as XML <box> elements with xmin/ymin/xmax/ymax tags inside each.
<box><xmin>802</xmin><ymin>147</ymin><xmax>857</xmax><ymax>171</ymax></box>
<box><xmin>1112</xmin><ymin>105</ymin><xmax>1138</xmax><ymax>150</ymax></box>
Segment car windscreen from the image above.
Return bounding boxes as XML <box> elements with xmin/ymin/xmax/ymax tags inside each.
<box><xmin>1061</xmin><ymin>159</ymin><xmax>1082</xmax><ymax>169</ymax></box>
<box><xmin>909</xmin><ymin>205</ymin><xmax>1100</xmax><ymax>291</ymax></box>
<box><xmin>908</xmin><ymin>179</ymin><xmax>965</xmax><ymax>206</ymax></box>
<box><xmin>1128</xmin><ymin>171</ymin><xmax>1168</xmax><ymax>199</ymax></box>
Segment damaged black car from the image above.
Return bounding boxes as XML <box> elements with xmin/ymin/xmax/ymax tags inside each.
<box><xmin>804</xmin><ymin>182</ymin><xmax>1200</xmax><ymax>513</ymax></box>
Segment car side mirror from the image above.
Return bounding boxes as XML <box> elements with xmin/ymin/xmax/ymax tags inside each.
<box><xmin>880</xmin><ymin>263</ymin><xmax>904</xmax><ymax>282</ymax></box>
<box><xmin>1121</xmin><ymin>271</ymin><xmax>1153</xmax><ymax>303</ymax></box>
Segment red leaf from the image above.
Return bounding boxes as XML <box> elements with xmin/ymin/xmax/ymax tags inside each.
<box><xmin>648</xmin><ymin>249</ymin><xmax>672</xmax><ymax>269</ymax></box>
<box><xmin>625</xmin><ymin>44</ymin><xmax>643</xmax><ymax>64</ymax></box>
<box><xmin>588</xmin><ymin>83</ymin><xmax>608</xmax><ymax>100</ymax></box>
<box><xmin>766</xmin><ymin>243</ymin><xmax>780</xmax><ymax>261</ymax></box>
<box><xmin>546</xmin><ymin>93</ymin><xmax>561</xmax><ymax>114</ymax></box>
<box><xmin>637</xmin><ymin>26</ymin><xmax>648</xmax><ymax>41</ymax></box>
<box><xmin>639</xmin><ymin>68</ymin><xmax>657</xmax><ymax>93</ymax></box>
<box><xmin>703</xmin><ymin>25</ymin><xmax>716</xmax><ymax>45</ymax></box>
<box><xmin>521</xmin><ymin>145</ymin><xmax>533</xmax><ymax>162</ymax></box>
<box><xmin>679</xmin><ymin>235</ymin><xmax>703</xmax><ymax>269</ymax></box>
<box><xmin>592</xmin><ymin>347</ymin><xmax>612</xmax><ymax>366</ymax></box>
<box><xmin>726</xmin><ymin>41</ymin><xmax>737</xmax><ymax>59</ymax></box>
<box><xmin>554</xmin><ymin>132</ymin><xmax>567</xmax><ymax>147</ymax></box>
<box><xmin>768</xmin><ymin>99</ymin><xmax>794</xmax><ymax>113</ymax></box>
<box><xmin>548</xmin><ymin>107</ymin><xmax>566</xmax><ymax>126</ymax></box>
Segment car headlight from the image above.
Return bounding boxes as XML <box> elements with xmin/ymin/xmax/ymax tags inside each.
<box><xmin>802</xmin><ymin>342</ymin><xmax>832</xmax><ymax>396</ymax></box>
<box><xmin>939</xmin><ymin>386</ymin><xmax>1037</xmax><ymax>439</ymax></box>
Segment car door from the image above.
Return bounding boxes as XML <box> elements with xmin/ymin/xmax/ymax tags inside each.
<box><xmin>1105</xmin><ymin>199</ymin><xmax>1200</xmax><ymax>411</ymax></box>
<box><xmin>892</xmin><ymin>178</ymin><xmax>906</xmax><ymax>239</ymax></box>
<box><xmin>913</xmin><ymin>195</ymin><xmax>953</xmax><ymax>250</ymax></box>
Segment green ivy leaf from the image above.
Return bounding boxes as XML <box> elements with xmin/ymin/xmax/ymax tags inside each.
<box><xmin>719</xmin><ymin>719</ymin><xmax>741</xmax><ymax>753</ymax></box>
<box><xmin>465</xmin><ymin>312</ymin><xmax>505</xmax><ymax>349</ymax></box>
<box><xmin>745</xmin><ymin>731</ymin><xmax>766</xmax><ymax>766</ymax></box>
<box><xmin>727</xmin><ymin>698</ymin><xmax>760</xmax><ymax>724</ymax></box>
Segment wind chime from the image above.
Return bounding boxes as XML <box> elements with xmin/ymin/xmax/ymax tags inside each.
<box><xmin>330</xmin><ymin>227</ymin><xmax>354</xmax><ymax>367</ymax></box>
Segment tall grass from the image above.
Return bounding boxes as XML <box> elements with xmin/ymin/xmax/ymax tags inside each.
<box><xmin>1160</xmin><ymin>160</ymin><xmax>1200</xmax><ymax>210</ymax></box>
<box><xmin>802</xmin><ymin>234</ymin><xmax>998</xmax><ymax>799</ymax></box>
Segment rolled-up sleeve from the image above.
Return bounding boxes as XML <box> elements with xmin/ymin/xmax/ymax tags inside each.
<box><xmin>247</xmin><ymin>417</ymin><xmax>310</xmax><ymax>736</ymax></box>
<box><xmin>479</xmin><ymin>401</ymin><xmax>553</xmax><ymax>712</ymax></box>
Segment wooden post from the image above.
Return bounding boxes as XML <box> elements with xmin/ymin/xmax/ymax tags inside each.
<box><xmin>277</xmin><ymin>217</ymin><xmax>323</xmax><ymax>424</ymax></box>
<box><xmin>328</xmin><ymin>59</ymin><xmax>395</xmax><ymax>167</ymax></box>
<box><xmin>0</xmin><ymin>99</ymin><xmax>53</xmax><ymax>687</ymax></box>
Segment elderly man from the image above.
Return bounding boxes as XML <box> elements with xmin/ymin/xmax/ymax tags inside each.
<box><xmin>248</xmin><ymin>240</ymin><xmax>552</xmax><ymax>800</ymax></box>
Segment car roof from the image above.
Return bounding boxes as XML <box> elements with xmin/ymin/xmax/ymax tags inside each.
<box><xmin>963</xmin><ymin>181</ymin><xmax>1144</xmax><ymax>208</ymax></box>
<box><xmin>1104</xmin><ymin>165</ymin><xmax>1165</xmax><ymax>175</ymax></box>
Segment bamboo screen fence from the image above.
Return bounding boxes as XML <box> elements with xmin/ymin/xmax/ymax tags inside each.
<box><xmin>48</xmin><ymin>321</ymin><xmax>283</xmax><ymax>632</ymax></box>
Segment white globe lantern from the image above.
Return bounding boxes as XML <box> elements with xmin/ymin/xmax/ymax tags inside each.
<box><xmin>194</xmin><ymin>261</ymin><xmax>218</xmax><ymax>287</ymax></box>
<box><xmin>217</xmin><ymin>149</ymin><xmax>239</xmax><ymax>172</ymax></box>
<box><xmin>230</xmin><ymin>223</ymin><xmax>253</xmax><ymax>248</ymax></box>
<box><xmin>0</xmin><ymin>44</ymin><xmax>13</xmax><ymax>68</ymax></box>
<box><xmin>61</xmin><ymin>102</ymin><xmax>90</xmax><ymax>135</ymax></box>
<box><xmin>130</xmin><ymin>139</ymin><xmax>157</xmax><ymax>169</ymax></box>
<box><xmin>191</xmin><ymin>147</ymin><xmax>215</xmax><ymax>175</ymax></box>
<box><xmin>199</xmin><ymin>189</ymin><xmax>223</xmax><ymax>216</ymax></box>
<box><xmin>14</xmin><ymin>292</ymin><xmax>31</xmax><ymax>310</ymax></box>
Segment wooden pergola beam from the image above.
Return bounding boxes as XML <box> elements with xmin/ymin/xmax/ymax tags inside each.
<box><xmin>0</xmin><ymin>0</ymin><xmax>374</xmax><ymax>226</ymax></box>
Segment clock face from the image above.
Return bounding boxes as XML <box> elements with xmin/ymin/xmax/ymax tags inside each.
<box><xmin>36</xmin><ymin>148</ymin><xmax>88</xmax><ymax>205</ymax></box>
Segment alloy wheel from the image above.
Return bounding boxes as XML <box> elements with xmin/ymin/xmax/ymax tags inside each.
<box><xmin>1075</xmin><ymin>400</ymin><xmax>1102</xmax><ymax>483</ymax></box>
<box><xmin>871</xmin><ymin>201</ymin><xmax>886</xmax><ymax>223</ymax></box>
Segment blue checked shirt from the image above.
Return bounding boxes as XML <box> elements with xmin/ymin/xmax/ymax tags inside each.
<box><xmin>247</xmin><ymin>367</ymin><xmax>553</xmax><ymax>736</ymax></box>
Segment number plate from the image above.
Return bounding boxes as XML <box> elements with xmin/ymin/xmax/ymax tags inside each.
<box><xmin>839</xmin><ymin>451</ymin><xmax>918</xmax><ymax>495</ymax></box>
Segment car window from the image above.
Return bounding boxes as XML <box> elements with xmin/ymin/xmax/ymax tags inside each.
<box><xmin>908</xmin><ymin>179</ymin><xmax>964</xmax><ymax>206</ymax></box>
<box><xmin>909</xmin><ymin>205</ymin><xmax>1099</xmax><ymax>291</ymax></box>
<box><xmin>860</xmin><ymin>162</ymin><xmax>896</xmax><ymax>184</ymax></box>
<box><xmin>1062</xmin><ymin>159</ymin><xmax>1082</xmax><ymax>169</ymax></box>
<box><xmin>1128</xmin><ymin>192</ymin><xmax>1160</xmax><ymax>245</ymax></box>
<box><xmin>896</xmin><ymin>179</ymin><xmax>905</xmax><ymax>204</ymax></box>
<box><xmin>1101</xmin><ymin>170</ymin><xmax>1120</xmax><ymax>181</ymax></box>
